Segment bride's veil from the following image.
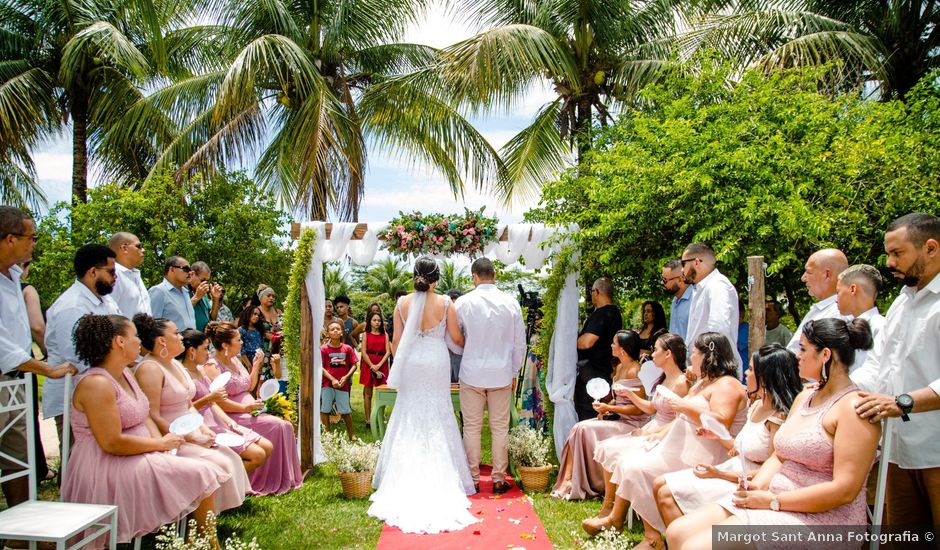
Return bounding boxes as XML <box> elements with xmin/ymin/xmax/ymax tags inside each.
<box><xmin>386</xmin><ymin>290</ymin><xmax>427</xmax><ymax>390</ymax></box>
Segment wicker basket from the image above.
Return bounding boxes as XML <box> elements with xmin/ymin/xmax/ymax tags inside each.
<box><xmin>517</xmin><ymin>464</ymin><xmax>553</xmax><ymax>492</ymax></box>
<box><xmin>337</xmin><ymin>470</ymin><xmax>373</xmax><ymax>499</ymax></box>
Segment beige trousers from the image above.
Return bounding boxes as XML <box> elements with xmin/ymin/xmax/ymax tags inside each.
<box><xmin>459</xmin><ymin>382</ymin><xmax>512</xmax><ymax>483</ymax></box>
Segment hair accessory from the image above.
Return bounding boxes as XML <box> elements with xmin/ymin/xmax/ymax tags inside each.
<box><xmin>707</xmin><ymin>341</ymin><xmax>715</xmax><ymax>352</ymax></box>
<box><xmin>257</xmin><ymin>286</ymin><xmax>275</xmax><ymax>299</ymax></box>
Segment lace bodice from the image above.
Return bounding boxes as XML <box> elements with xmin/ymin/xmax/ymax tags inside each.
<box><xmin>401</xmin><ymin>295</ymin><xmax>450</xmax><ymax>338</ymax></box>
<box><xmin>773</xmin><ymin>384</ymin><xmax>857</xmax><ymax>475</ymax></box>
<box><xmin>71</xmin><ymin>368</ymin><xmax>150</xmax><ymax>440</ymax></box>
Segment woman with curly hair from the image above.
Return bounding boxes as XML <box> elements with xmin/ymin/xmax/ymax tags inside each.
<box><xmin>63</xmin><ymin>314</ymin><xmax>225</xmax><ymax>547</ymax></box>
<box><xmin>204</xmin><ymin>321</ymin><xmax>303</xmax><ymax>495</ymax></box>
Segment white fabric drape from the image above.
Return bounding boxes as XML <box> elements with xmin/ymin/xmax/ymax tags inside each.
<box><xmin>296</xmin><ymin>221</ymin><xmax>578</xmax><ymax>464</ymax></box>
<box><xmin>544</xmin><ymin>225</ymin><xmax>580</xmax><ymax>460</ymax></box>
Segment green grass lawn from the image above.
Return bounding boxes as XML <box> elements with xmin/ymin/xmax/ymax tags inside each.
<box><xmin>8</xmin><ymin>378</ymin><xmax>642</xmax><ymax>549</ymax></box>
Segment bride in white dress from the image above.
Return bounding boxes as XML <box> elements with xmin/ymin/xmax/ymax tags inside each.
<box><xmin>367</xmin><ymin>257</ymin><xmax>479</xmax><ymax>534</ymax></box>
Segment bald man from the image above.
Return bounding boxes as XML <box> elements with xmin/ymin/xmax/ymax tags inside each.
<box><xmin>108</xmin><ymin>232</ymin><xmax>151</xmax><ymax>318</ymax></box>
<box><xmin>786</xmin><ymin>248</ymin><xmax>849</xmax><ymax>353</ymax></box>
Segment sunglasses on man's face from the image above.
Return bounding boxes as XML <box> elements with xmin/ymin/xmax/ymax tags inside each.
<box><xmin>172</xmin><ymin>265</ymin><xmax>192</xmax><ymax>273</ymax></box>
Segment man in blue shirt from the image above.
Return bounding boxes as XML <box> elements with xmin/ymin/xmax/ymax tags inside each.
<box><xmin>661</xmin><ymin>259</ymin><xmax>694</xmax><ymax>340</ymax></box>
<box><xmin>148</xmin><ymin>256</ymin><xmax>197</xmax><ymax>331</ymax></box>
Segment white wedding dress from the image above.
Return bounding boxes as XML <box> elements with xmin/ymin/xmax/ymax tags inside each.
<box><xmin>367</xmin><ymin>292</ymin><xmax>478</xmax><ymax>534</ymax></box>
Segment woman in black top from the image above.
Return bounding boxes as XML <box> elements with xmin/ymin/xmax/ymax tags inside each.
<box><xmin>637</xmin><ymin>301</ymin><xmax>667</xmax><ymax>357</ymax></box>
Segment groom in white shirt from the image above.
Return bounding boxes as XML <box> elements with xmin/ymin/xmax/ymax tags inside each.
<box><xmin>455</xmin><ymin>258</ymin><xmax>526</xmax><ymax>494</ymax></box>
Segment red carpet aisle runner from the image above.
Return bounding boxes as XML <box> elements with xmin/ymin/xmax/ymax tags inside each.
<box><xmin>375</xmin><ymin>465</ymin><xmax>553</xmax><ymax>550</ymax></box>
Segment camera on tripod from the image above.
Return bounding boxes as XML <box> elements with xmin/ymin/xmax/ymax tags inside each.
<box><xmin>517</xmin><ymin>284</ymin><xmax>543</xmax><ymax>313</ymax></box>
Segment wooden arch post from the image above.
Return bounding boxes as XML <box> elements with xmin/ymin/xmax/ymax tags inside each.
<box><xmin>290</xmin><ymin>222</ymin><xmax>545</xmax><ymax>470</ymax></box>
<box><xmin>747</xmin><ymin>256</ymin><xmax>766</xmax><ymax>358</ymax></box>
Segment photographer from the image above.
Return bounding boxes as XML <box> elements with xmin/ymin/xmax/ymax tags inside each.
<box><xmin>575</xmin><ymin>277</ymin><xmax>623</xmax><ymax>421</ymax></box>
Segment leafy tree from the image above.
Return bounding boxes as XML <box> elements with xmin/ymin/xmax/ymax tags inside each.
<box><xmin>324</xmin><ymin>263</ymin><xmax>354</xmax><ymax>302</ymax></box>
<box><xmin>416</xmin><ymin>0</ymin><xmax>714</xmax><ymax>202</ymax></box>
<box><xmin>361</xmin><ymin>257</ymin><xmax>410</xmax><ymax>299</ymax></box>
<box><xmin>0</xmin><ymin>0</ymin><xmax>205</xmax><ymax>204</ymax></box>
<box><xmin>527</xmin><ymin>61</ymin><xmax>940</xmax><ymax>320</ymax></box>
<box><xmin>682</xmin><ymin>0</ymin><xmax>940</xmax><ymax>100</ymax></box>
<box><xmin>438</xmin><ymin>260</ymin><xmax>471</xmax><ymax>294</ymax></box>
<box><xmin>30</xmin><ymin>171</ymin><xmax>292</xmax><ymax>309</ymax></box>
<box><xmin>129</xmin><ymin>0</ymin><xmax>502</xmax><ymax>220</ymax></box>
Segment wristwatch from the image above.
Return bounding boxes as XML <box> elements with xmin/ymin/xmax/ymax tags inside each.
<box><xmin>896</xmin><ymin>393</ymin><xmax>914</xmax><ymax>422</ymax></box>
<box><xmin>770</xmin><ymin>494</ymin><xmax>781</xmax><ymax>512</ymax></box>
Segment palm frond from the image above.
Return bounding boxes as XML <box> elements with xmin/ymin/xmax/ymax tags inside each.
<box><xmin>496</xmin><ymin>98</ymin><xmax>572</xmax><ymax>205</ymax></box>
<box><xmin>60</xmin><ymin>21</ymin><xmax>150</xmax><ymax>85</ymax></box>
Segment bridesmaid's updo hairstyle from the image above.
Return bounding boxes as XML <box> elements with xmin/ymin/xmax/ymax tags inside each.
<box><xmin>177</xmin><ymin>329</ymin><xmax>209</xmax><ymax>361</ymax></box>
<box><xmin>802</xmin><ymin>317</ymin><xmax>872</xmax><ymax>388</ymax></box>
<box><xmin>73</xmin><ymin>314</ymin><xmax>133</xmax><ymax>367</ymax></box>
<box><xmin>412</xmin><ymin>256</ymin><xmax>440</xmax><ymax>292</ymax></box>
<box><xmin>205</xmin><ymin>321</ymin><xmax>239</xmax><ymax>351</ymax></box>
<box><xmin>132</xmin><ymin>313</ymin><xmax>171</xmax><ymax>353</ymax></box>
<box><xmin>693</xmin><ymin>332</ymin><xmax>738</xmax><ymax>380</ymax></box>
<box><xmin>750</xmin><ymin>344</ymin><xmax>802</xmax><ymax>415</ymax></box>
<box><xmin>613</xmin><ymin>330</ymin><xmax>642</xmax><ymax>362</ymax></box>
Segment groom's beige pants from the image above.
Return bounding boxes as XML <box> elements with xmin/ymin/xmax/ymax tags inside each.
<box><xmin>460</xmin><ymin>382</ymin><xmax>512</xmax><ymax>484</ymax></box>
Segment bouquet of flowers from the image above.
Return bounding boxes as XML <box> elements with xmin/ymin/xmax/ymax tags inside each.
<box><xmin>262</xmin><ymin>393</ymin><xmax>296</xmax><ymax>425</ymax></box>
<box><xmin>380</xmin><ymin>208</ymin><xmax>499</xmax><ymax>257</ymax></box>
<box><xmin>321</xmin><ymin>430</ymin><xmax>382</xmax><ymax>473</ymax></box>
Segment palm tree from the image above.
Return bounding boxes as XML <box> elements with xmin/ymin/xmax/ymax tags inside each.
<box><xmin>0</xmin><ymin>0</ymin><xmax>200</xmax><ymax>205</ymax></box>
<box><xmin>680</xmin><ymin>0</ymin><xmax>940</xmax><ymax>100</ymax></box>
<box><xmin>363</xmin><ymin>257</ymin><xmax>411</xmax><ymax>298</ymax></box>
<box><xmin>130</xmin><ymin>0</ymin><xmax>503</xmax><ymax>220</ymax></box>
<box><xmin>404</xmin><ymin>0</ymin><xmax>709</xmax><ymax>203</ymax></box>
<box><xmin>324</xmin><ymin>263</ymin><xmax>353</xmax><ymax>301</ymax></box>
<box><xmin>438</xmin><ymin>260</ymin><xmax>471</xmax><ymax>294</ymax></box>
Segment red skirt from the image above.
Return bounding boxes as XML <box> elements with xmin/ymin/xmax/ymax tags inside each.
<box><xmin>360</xmin><ymin>353</ymin><xmax>390</xmax><ymax>386</ymax></box>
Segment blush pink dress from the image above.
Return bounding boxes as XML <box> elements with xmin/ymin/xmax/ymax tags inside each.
<box><xmin>145</xmin><ymin>358</ymin><xmax>250</xmax><ymax>511</ymax></box>
<box><xmin>190</xmin><ymin>373</ymin><xmax>263</xmax><ymax>455</ymax></box>
<box><xmin>62</xmin><ymin>368</ymin><xmax>225</xmax><ymax>545</ymax></box>
<box><xmin>210</xmin><ymin>357</ymin><xmax>303</xmax><ymax>495</ymax></box>
<box><xmin>593</xmin><ymin>389</ymin><xmax>679</xmax><ymax>474</ymax></box>
<box><xmin>612</xmin><ymin>380</ymin><xmax>748</xmax><ymax>532</ymax></box>
<box><xmin>663</xmin><ymin>399</ymin><xmax>780</xmax><ymax>513</ymax></box>
<box><xmin>718</xmin><ymin>384</ymin><xmax>870</xmax><ymax>546</ymax></box>
<box><xmin>551</xmin><ymin>378</ymin><xmax>651</xmax><ymax>500</ymax></box>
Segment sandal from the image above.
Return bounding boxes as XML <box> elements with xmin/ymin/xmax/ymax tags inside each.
<box><xmin>44</xmin><ymin>466</ymin><xmax>58</xmax><ymax>482</ymax></box>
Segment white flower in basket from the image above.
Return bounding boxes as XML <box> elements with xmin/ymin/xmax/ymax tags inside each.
<box><xmin>507</xmin><ymin>425</ymin><xmax>553</xmax><ymax>492</ymax></box>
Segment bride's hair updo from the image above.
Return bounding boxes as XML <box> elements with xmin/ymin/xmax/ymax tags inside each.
<box><xmin>412</xmin><ymin>256</ymin><xmax>440</xmax><ymax>292</ymax></box>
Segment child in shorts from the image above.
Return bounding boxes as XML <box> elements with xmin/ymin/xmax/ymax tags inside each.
<box><xmin>320</xmin><ymin>319</ymin><xmax>358</xmax><ymax>439</ymax></box>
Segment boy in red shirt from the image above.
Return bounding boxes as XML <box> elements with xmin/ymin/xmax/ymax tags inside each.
<box><xmin>321</xmin><ymin>319</ymin><xmax>358</xmax><ymax>439</ymax></box>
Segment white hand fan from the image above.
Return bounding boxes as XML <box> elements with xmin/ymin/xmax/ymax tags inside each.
<box><xmin>167</xmin><ymin>412</ymin><xmax>203</xmax><ymax>455</ymax></box>
<box><xmin>699</xmin><ymin>412</ymin><xmax>733</xmax><ymax>441</ymax></box>
<box><xmin>208</xmin><ymin>371</ymin><xmax>231</xmax><ymax>392</ymax></box>
<box><xmin>215</xmin><ymin>433</ymin><xmax>246</xmax><ymax>448</ymax></box>
<box><xmin>736</xmin><ymin>438</ymin><xmax>749</xmax><ymax>490</ymax></box>
<box><xmin>258</xmin><ymin>379</ymin><xmax>280</xmax><ymax>401</ymax></box>
<box><xmin>585</xmin><ymin>378</ymin><xmax>611</xmax><ymax>402</ymax></box>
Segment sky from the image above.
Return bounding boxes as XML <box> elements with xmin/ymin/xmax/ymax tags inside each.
<box><xmin>32</xmin><ymin>5</ymin><xmax>561</xmax><ymax>226</ymax></box>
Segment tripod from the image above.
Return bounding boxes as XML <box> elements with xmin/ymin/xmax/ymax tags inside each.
<box><xmin>514</xmin><ymin>304</ymin><xmax>541</xmax><ymax>407</ymax></box>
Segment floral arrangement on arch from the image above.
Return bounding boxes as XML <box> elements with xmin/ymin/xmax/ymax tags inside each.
<box><xmin>380</xmin><ymin>208</ymin><xmax>499</xmax><ymax>257</ymax></box>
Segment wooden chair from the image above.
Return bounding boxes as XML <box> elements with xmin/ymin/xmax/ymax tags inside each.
<box><xmin>0</xmin><ymin>374</ymin><xmax>118</xmax><ymax>549</ymax></box>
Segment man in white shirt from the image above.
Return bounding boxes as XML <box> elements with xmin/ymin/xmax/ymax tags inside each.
<box><xmin>852</xmin><ymin>213</ymin><xmax>940</xmax><ymax>527</ymax></box>
<box><xmin>786</xmin><ymin>248</ymin><xmax>848</xmax><ymax>354</ymax></box>
<box><xmin>835</xmin><ymin>264</ymin><xmax>885</xmax><ymax>372</ymax></box>
<box><xmin>108</xmin><ymin>232</ymin><xmax>151</xmax><ymax>318</ymax></box>
<box><xmin>43</xmin><ymin>244</ymin><xmax>121</xmax><ymax>439</ymax></box>
<box><xmin>680</xmin><ymin>242</ymin><xmax>741</xmax><ymax>373</ymax></box>
<box><xmin>0</xmin><ymin>207</ymin><xmax>75</xmax><ymax>512</ymax></box>
<box><xmin>455</xmin><ymin>258</ymin><xmax>526</xmax><ymax>494</ymax></box>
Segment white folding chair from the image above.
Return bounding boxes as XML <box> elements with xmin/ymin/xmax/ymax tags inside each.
<box><xmin>0</xmin><ymin>373</ymin><xmax>118</xmax><ymax>549</ymax></box>
<box><xmin>867</xmin><ymin>417</ymin><xmax>892</xmax><ymax>550</ymax></box>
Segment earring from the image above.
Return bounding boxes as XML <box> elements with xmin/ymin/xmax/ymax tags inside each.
<box><xmin>159</xmin><ymin>342</ymin><xmax>168</xmax><ymax>358</ymax></box>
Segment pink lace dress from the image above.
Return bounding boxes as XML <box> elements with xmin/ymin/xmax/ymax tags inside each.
<box><xmin>719</xmin><ymin>385</ymin><xmax>870</xmax><ymax>540</ymax></box>
<box><xmin>190</xmin><ymin>373</ymin><xmax>262</xmax><ymax>455</ymax></box>
<box><xmin>593</xmin><ymin>389</ymin><xmax>679</xmax><ymax>474</ymax></box>
<box><xmin>663</xmin><ymin>399</ymin><xmax>780</xmax><ymax>513</ymax></box>
<box><xmin>145</xmin><ymin>358</ymin><xmax>250</xmax><ymax>511</ymax></box>
<box><xmin>211</xmin><ymin>357</ymin><xmax>303</xmax><ymax>495</ymax></box>
<box><xmin>612</xmin><ymin>383</ymin><xmax>748</xmax><ymax>532</ymax></box>
<box><xmin>62</xmin><ymin>368</ymin><xmax>224</xmax><ymax>545</ymax></box>
<box><xmin>551</xmin><ymin>378</ymin><xmax>651</xmax><ymax>500</ymax></box>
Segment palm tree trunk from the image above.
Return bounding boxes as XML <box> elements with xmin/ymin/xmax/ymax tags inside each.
<box><xmin>574</xmin><ymin>98</ymin><xmax>593</xmax><ymax>166</ymax></box>
<box><xmin>71</xmin><ymin>90</ymin><xmax>90</xmax><ymax>204</ymax></box>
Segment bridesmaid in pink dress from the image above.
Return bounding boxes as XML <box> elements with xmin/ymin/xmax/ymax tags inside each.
<box><xmin>591</xmin><ymin>333</ymin><xmax>689</xmax><ymax>519</ymax></box>
<box><xmin>666</xmin><ymin>318</ymin><xmax>880</xmax><ymax>550</ymax></box>
<box><xmin>179</xmin><ymin>328</ymin><xmax>272</xmax><ymax>473</ymax></box>
<box><xmin>204</xmin><ymin>321</ymin><xmax>303</xmax><ymax>496</ymax></box>
<box><xmin>132</xmin><ymin>315</ymin><xmax>250</xmax><ymax>512</ymax></box>
<box><xmin>584</xmin><ymin>332</ymin><xmax>749</xmax><ymax>550</ymax></box>
<box><xmin>63</xmin><ymin>314</ymin><xmax>225</xmax><ymax>547</ymax></box>
<box><xmin>551</xmin><ymin>330</ymin><xmax>652</xmax><ymax>500</ymax></box>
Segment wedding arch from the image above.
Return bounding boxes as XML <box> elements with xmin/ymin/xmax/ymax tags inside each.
<box><xmin>286</xmin><ymin>218</ymin><xmax>581</xmax><ymax>470</ymax></box>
